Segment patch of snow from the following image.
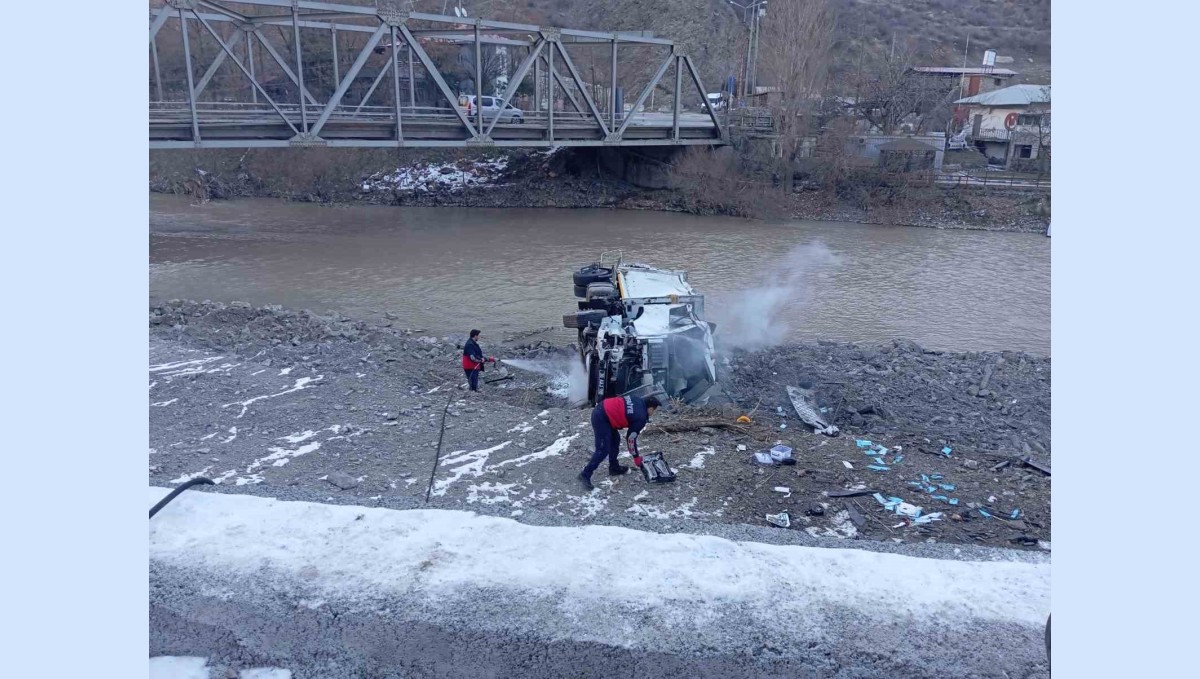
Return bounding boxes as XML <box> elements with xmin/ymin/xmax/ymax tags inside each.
<box><xmin>169</xmin><ymin>466</ymin><xmax>213</xmax><ymax>485</ymax></box>
<box><xmin>241</xmin><ymin>670</ymin><xmax>292</xmax><ymax>679</ymax></box>
<box><xmin>488</xmin><ymin>434</ymin><xmax>579</xmax><ymax>471</ymax></box>
<box><xmin>151</xmin><ymin>399</ymin><xmax>178</xmax><ymax>407</ymax></box>
<box><xmin>200</xmin><ymin>432</ymin><xmax>218</xmax><ymax>441</ymax></box>
<box><xmin>507</xmin><ymin>422</ymin><xmax>534</xmax><ymax>434</ymax></box>
<box><xmin>221</xmin><ymin>426</ymin><xmax>238</xmax><ymax>444</ymax></box>
<box><xmin>432</xmin><ymin>441</ymin><xmax>512</xmax><ymax>496</ymax></box>
<box><xmin>466</xmin><ymin>482</ymin><xmax>519</xmax><ymax>505</ymax></box>
<box><xmin>686</xmin><ymin>446</ymin><xmax>717</xmax><ymax>469</ymax></box>
<box><xmin>361</xmin><ymin>156</ymin><xmax>510</xmax><ymax>194</ymax></box>
<box><xmin>149</xmin><ymin>656</ymin><xmax>209</xmax><ymax>679</ymax></box>
<box><xmin>805</xmin><ymin>510</ymin><xmax>859</xmax><ymax>540</ymax></box>
<box><xmin>279</xmin><ymin>367</ymin><xmax>294</xmax><ymax>376</ymax></box>
<box><xmin>223</xmin><ymin>376</ymin><xmax>322</xmax><ymax>418</ymax></box>
<box><xmin>149</xmin><ymin>489</ymin><xmax>1050</xmax><ymax>636</ymax></box>
<box><xmin>247</xmin><ymin>441</ymin><xmax>322</xmax><ymax>473</ymax></box>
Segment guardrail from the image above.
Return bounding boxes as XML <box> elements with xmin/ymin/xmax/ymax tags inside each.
<box><xmin>935</xmin><ymin>172</ymin><xmax>1051</xmax><ymax>190</ymax></box>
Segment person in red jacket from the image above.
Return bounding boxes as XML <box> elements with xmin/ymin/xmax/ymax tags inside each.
<box><xmin>579</xmin><ymin>394</ymin><xmax>661</xmax><ymax>491</ymax></box>
<box><xmin>462</xmin><ymin>329</ymin><xmax>495</xmax><ymax>392</ymax></box>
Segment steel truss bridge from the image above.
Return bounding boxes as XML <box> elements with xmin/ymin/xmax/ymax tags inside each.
<box><xmin>150</xmin><ymin>0</ymin><xmax>727</xmax><ymax>149</ymax></box>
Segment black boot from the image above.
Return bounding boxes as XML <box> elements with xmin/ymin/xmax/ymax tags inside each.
<box><xmin>608</xmin><ymin>464</ymin><xmax>630</xmax><ymax>477</ymax></box>
<box><xmin>578</xmin><ymin>473</ymin><xmax>595</xmax><ymax>491</ymax></box>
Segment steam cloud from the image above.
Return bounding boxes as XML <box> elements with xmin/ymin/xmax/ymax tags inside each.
<box><xmin>711</xmin><ymin>242</ymin><xmax>839</xmax><ymax>352</ymax></box>
<box><xmin>501</xmin><ymin>358</ymin><xmax>589</xmax><ymax>406</ymax></box>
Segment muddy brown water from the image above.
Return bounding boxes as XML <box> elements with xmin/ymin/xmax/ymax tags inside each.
<box><xmin>150</xmin><ymin>195</ymin><xmax>1050</xmax><ymax>355</ymax></box>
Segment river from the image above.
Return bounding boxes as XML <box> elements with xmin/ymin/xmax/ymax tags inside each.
<box><xmin>150</xmin><ymin>195</ymin><xmax>1050</xmax><ymax>355</ymax></box>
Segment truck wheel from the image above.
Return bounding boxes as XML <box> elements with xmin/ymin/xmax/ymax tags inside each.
<box><xmin>562</xmin><ymin>310</ymin><xmax>607</xmax><ymax>329</ymax></box>
<box><xmin>574</xmin><ymin>284</ymin><xmax>588</xmax><ymax>298</ymax></box>
<box><xmin>573</xmin><ymin>265</ymin><xmax>613</xmax><ymax>287</ymax></box>
<box><xmin>585</xmin><ymin>282</ymin><xmax>617</xmax><ymax>301</ymax></box>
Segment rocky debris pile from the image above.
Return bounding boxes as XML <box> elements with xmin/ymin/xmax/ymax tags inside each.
<box><xmin>722</xmin><ymin>339</ymin><xmax>1051</xmax><ymax>457</ymax></box>
<box><xmin>359</xmin><ymin>156</ymin><xmax>510</xmax><ymax>195</ymax></box>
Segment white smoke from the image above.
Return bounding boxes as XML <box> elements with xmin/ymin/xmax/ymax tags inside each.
<box><xmin>711</xmin><ymin>242</ymin><xmax>840</xmax><ymax>352</ymax></box>
<box><xmin>501</xmin><ymin>358</ymin><xmax>589</xmax><ymax>406</ymax></box>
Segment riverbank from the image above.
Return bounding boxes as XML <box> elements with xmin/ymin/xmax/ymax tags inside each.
<box><xmin>150</xmin><ymin>300</ymin><xmax>1051</xmax><ymax>552</ymax></box>
<box><xmin>149</xmin><ymin>147</ymin><xmax>1050</xmax><ymax>233</ymax></box>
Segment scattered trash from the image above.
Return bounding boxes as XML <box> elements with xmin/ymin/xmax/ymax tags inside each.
<box><xmin>892</xmin><ymin>455</ymin><xmax>904</xmax><ymax>463</ymax></box>
<box><xmin>987</xmin><ymin>495</ymin><xmax>997</xmax><ymax>503</ymax></box>
<box><xmin>842</xmin><ymin>461</ymin><xmax>854</xmax><ymax>469</ymax></box>
<box><xmin>779</xmin><ymin>423</ymin><xmax>787</xmax><ymax>429</ymax></box>
<box><xmin>736</xmin><ymin>444</ymin><xmax>747</xmax><ymax>452</ymax></box>
<box><xmin>773</xmin><ymin>486</ymin><xmax>792</xmax><ymax>497</ymax></box>
<box><xmin>736</xmin><ymin>415</ymin><xmax>752</xmax><ymax>424</ymax></box>
<box><xmin>753</xmin><ymin>452</ymin><xmax>774</xmax><ymax>465</ymax></box>
<box><xmin>891</xmin><ymin>522</ymin><xmax>906</xmax><ymax>529</ymax></box>
<box><xmin>979</xmin><ymin>508</ymin><xmax>993</xmax><ymax>519</ymax></box>
<box><xmin>1010</xmin><ymin>535</ymin><xmax>1038</xmax><ymax>547</ymax></box>
<box><xmin>769</xmin><ymin>445</ymin><xmax>793</xmax><ymax>462</ymax></box>
<box><xmin>845</xmin><ymin>504</ymin><xmax>866</xmax><ymax>528</ymax></box>
<box><xmin>896</xmin><ymin>503</ymin><xmax>922</xmax><ymax>519</ymax></box>
<box><xmin>941</xmin><ymin>446</ymin><xmax>953</xmax><ymax>457</ymax></box>
<box><xmin>787</xmin><ymin>385</ymin><xmax>839</xmax><ymax>436</ymax></box>
<box><xmin>930</xmin><ymin>474</ymin><xmax>944</xmax><ymax>481</ymax></box>
<box><xmin>1020</xmin><ymin>455</ymin><xmax>1051</xmax><ymax>476</ymax></box>
<box><xmin>938</xmin><ymin>484</ymin><xmax>956</xmax><ymax>491</ymax></box>
<box><xmin>991</xmin><ymin>460</ymin><xmax>1011</xmax><ymax>472</ymax></box>
<box><xmin>948</xmin><ymin>498</ymin><xmax>959</xmax><ymax>505</ymax></box>
<box><xmin>867</xmin><ymin>465</ymin><xmax>890</xmax><ymax>471</ymax></box>
<box><xmin>806</xmin><ymin>503</ymin><xmax>825</xmax><ymax>516</ymax></box>
<box><xmin>872</xmin><ymin>456</ymin><xmax>885</xmax><ymax>465</ymax></box>
<box><xmin>912</xmin><ymin>512</ymin><xmax>944</xmax><ymax>525</ymax></box>
<box><xmin>827</xmin><ymin>489</ymin><xmax>877</xmax><ymax>498</ymax></box>
<box><xmin>765</xmin><ymin>511</ymin><xmax>791</xmax><ymax>528</ymax></box>
<box><xmin>1010</xmin><ymin>509</ymin><xmax>1021</xmax><ymax>519</ymax></box>
<box><xmin>856</xmin><ymin>439</ymin><xmax>873</xmax><ymax>448</ymax></box>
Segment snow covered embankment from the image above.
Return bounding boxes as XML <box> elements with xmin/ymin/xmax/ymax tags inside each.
<box><xmin>150</xmin><ymin>489</ymin><xmax>1049</xmax><ymax>678</ymax></box>
<box><xmin>360</xmin><ymin>156</ymin><xmax>509</xmax><ymax>194</ymax></box>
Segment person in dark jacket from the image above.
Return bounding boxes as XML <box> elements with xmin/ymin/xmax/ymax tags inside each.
<box><xmin>462</xmin><ymin>329</ymin><xmax>494</xmax><ymax>392</ymax></box>
<box><xmin>579</xmin><ymin>394</ymin><xmax>661</xmax><ymax>491</ymax></box>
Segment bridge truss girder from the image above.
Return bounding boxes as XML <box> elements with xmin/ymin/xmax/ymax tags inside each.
<box><xmin>149</xmin><ymin>0</ymin><xmax>726</xmax><ymax>149</ymax></box>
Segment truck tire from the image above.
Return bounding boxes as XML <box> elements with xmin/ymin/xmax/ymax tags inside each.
<box><xmin>573</xmin><ymin>265</ymin><xmax>613</xmax><ymax>287</ymax></box>
<box><xmin>562</xmin><ymin>310</ymin><xmax>607</xmax><ymax>329</ymax></box>
<box><xmin>585</xmin><ymin>282</ymin><xmax>617</xmax><ymax>301</ymax></box>
<box><xmin>574</xmin><ymin>284</ymin><xmax>588</xmax><ymax>298</ymax></box>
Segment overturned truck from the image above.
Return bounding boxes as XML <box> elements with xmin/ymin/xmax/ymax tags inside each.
<box><xmin>563</xmin><ymin>255</ymin><xmax>719</xmax><ymax>405</ymax></box>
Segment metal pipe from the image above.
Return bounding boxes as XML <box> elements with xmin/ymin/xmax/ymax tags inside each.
<box><xmin>151</xmin><ymin>37</ymin><xmax>163</xmax><ymax>102</ymax></box>
<box><xmin>247</xmin><ymin>30</ymin><xmax>257</xmax><ymax>104</ymax></box>
<box><xmin>392</xmin><ymin>25</ymin><xmax>403</xmax><ymax>141</ymax></box>
<box><xmin>408</xmin><ymin>44</ymin><xmax>415</xmax><ymax>108</ymax></box>
<box><xmin>672</xmin><ymin>55</ymin><xmax>681</xmax><ymax>141</ymax></box>
<box><xmin>331</xmin><ymin>25</ymin><xmax>339</xmax><ymax>86</ymax></box>
<box><xmin>292</xmin><ymin>5</ymin><xmax>307</xmax><ymax>132</ymax></box>
<box><xmin>474</xmin><ymin>22</ymin><xmax>482</xmax><ymax>133</ymax></box>
<box><xmin>609</xmin><ymin>38</ymin><xmax>617</xmax><ymax>128</ymax></box>
<box><xmin>547</xmin><ymin>39</ymin><xmax>554</xmax><ymax>142</ymax></box>
<box><xmin>354</xmin><ymin>57</ymin><xmax>391</xmax><ymax>113</ymax></box>
<box><xmin>179</xmin><ymin>9</ymin><xmax>202</xmax><ymax>142</ymax></box>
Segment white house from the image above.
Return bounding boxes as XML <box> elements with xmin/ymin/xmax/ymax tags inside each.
<box><xmin>955</xmin><ymin>84</ymin><xmax>1051</xmax><ymax>168</ymax></box>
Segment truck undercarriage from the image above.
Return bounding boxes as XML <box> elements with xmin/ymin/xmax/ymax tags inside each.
<box><xmin>563</xmin><ymin>254</ymin><xmax>719</xmax><ymax>405</ymax></box>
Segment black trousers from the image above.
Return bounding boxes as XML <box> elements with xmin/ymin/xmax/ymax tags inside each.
<box><xmin>582</xmin><ymin>404</ymin><xmax>621</xmax><ymax>478</ymax></box>
<box><xmin>465</xmin><ymin>368</ymin><xmax>481</xmax><ymax>391</ymax></box>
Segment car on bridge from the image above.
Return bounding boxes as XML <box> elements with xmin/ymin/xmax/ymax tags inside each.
<box><xmin>459</xmin><ymin>95</ymin><xmax>525</xmax><ymax>124</ymax></box>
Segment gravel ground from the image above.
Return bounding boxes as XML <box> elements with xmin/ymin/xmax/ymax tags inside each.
<box><xmin>149</xmin><ymin>300</ymin><xmax>1051</xmax><ymax>552</ymax></box>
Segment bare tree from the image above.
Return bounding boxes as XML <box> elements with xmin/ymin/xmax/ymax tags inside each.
<box><xmin>756</xmin><ymin>0</ymin><xmax>835</xmax><ymax>166</ymax></box>
<box><xmin>845</xmin><ymin>44</ymin><xmax>960</xmax><ymax>135</ymax></box>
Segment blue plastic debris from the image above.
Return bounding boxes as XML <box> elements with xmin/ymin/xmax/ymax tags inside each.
<box><xmin>907</xmin><ymin>481</ymin><xmax>924</xmax><ymax>488</ymax></box>
<box><xmin>912</xmin><ymin>512</ymin><xmax>943</xmax><ymax>525</ymax></box>
<box><xmin>948</xmin><ymin>498</ymin><xmax>959</xmax><ymax>506</ymax></box>
<box><xmin>872</xmin><ymin>492</ymin><xmax>887</xmax><ymax>504</ymax></box>
<box><xmin>1011</xmin><ymin>509</ymin><xmax>1020</xmax><ymax>519</ymax></box>
<box><xmin>892</xmin><ymin>455</ymin><xmax>904</xmax><ymax>463</ymax></box>
<box><xmin>873</xmin><ymin>456</ymin><xmax>885</xmax><ymax>465</ymax></box>
<box><xmin>876</xmin><ymin>446</ymin><xmax>890</xmax><ymax>456</ymax></box>
<box><xmin>867</xmin><ymin>465</ymin><xmax>890</xmax><ymax>471</ymax></box>
<box><xmin>926</xmin><ymin>485</ymin><xmax>937</xmax><ymax>493</ymax></box>
<box><xmin>979</xmin><ymin>508</ymin><xmax>993</xmax><ymax>518</ymax></box>
<box><xmin>930</xmin><ymin>474</ymin><xmax>944</xmax><ymax>481</ymax></box>
<box><xmin>920</xmin><ymin>474</ymin><xmax>930</xmax><ymax>484</ymax></box>
<box><xmin>931</xmin><ymin>494</ymin><xmax>949</xmax><ymax>502</ymax></box>
<box><xmin>856</xmin><ymin>440</ymin><xmax>873</xmax><ymax>448</ymax></box>
<box><xmin>941</xmin><ymin>446</ymin><xmax>952</xmax><ymax>457</ymax></box>
<box><xmin>939</xmin><ymin>484</ymin><xmax>956</xmax><ymax>491</ymax></box>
